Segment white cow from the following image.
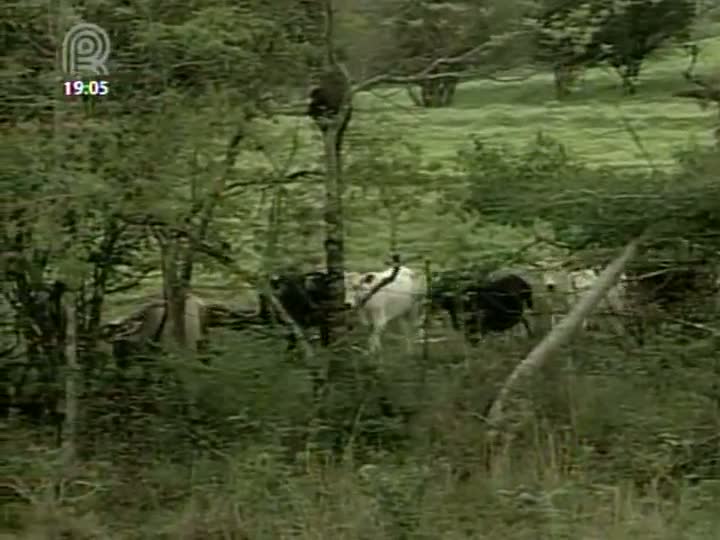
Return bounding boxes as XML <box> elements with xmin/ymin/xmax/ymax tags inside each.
<box><xmin>345</xmin><ymin>266</ymin><xmax>427</xmax><ymax>353</ymax></box>
<box><xmin>542</xmin><ymin>267</ymin><xmax>628</xmax><ymax>330</ymax></box>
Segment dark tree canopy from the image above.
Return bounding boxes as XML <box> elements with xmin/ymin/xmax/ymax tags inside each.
<box><xmin>536</xmin><ymin>0</ymin><xmax>696</xmax><ymax>95</ymax></box>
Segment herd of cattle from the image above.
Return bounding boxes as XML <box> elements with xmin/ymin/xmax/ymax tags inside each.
<box><xmin>99</xmin><ymin>257</ymin><xmax>715</xmax><ymax>362</ymax></box>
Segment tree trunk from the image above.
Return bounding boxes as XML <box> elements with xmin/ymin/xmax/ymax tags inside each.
<box><xmin>406</xmin><ymin>85</ymin><xmax>422</xmax><ymax>106</ymax></box>
<box><xmin>322</xmin><ymin>110</ymin><xmax>349</xmax><ymax>342</ymax></box>
<box><xmin>553</xmin><ymin>64</ymin><xmax>574</xmax><ymax>99</ymax></box>
<box><xmin>616</xmin><ymin>62</ymin><xmax>640</xmax><ymax>95</ymax></box>
<box><xmin>61</xmin><ymin>291</ymin><xmax>78</xmax><ymax>466</ymax></box>
<box><xmin>159</xmin><ymin>238</ymin><xmax>187</xmax><ymax>350</ymax></box>
<box><xmin>418</xmin><ymin>77</ymin><xmax>458</xmax><ymax>107</ymax></box>
<box><xmin>622</xmin><ymin>73</ymin><xmax>636</xmax><ymax>95</ymax></box>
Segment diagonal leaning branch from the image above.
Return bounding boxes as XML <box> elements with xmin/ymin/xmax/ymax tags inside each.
<box><xmin>485</xmin><ymin>232</ymin><xmax>648</xmax><ymax>437</ymax></box>
<box><xmin>352</xmin><ymin>31</ymin><xmax>527</xmax><ymax>94</ymax></box>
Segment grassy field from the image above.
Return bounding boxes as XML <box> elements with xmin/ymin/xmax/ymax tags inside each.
<box><xmin>347</xmin><ymin>34</ymin><xmax>720</xmax><ymax>170</ymax></box>
<box><xmin>238</xmin><ymin>36</ymin><xmax>720</xmax><ymax>183</ymax></box>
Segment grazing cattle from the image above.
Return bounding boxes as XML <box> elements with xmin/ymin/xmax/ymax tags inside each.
<box><xmin>345</xmin><ymin>266</ymin><xmax>427</xmax><ymax>353</ymax></box>
<box><xmin>101</xmin><ymin>293</ymin><xmax>209</xmax><ymax>363</ymax></box>
<box><xmin>430</xmin><ymin>270</ymin><xmax>534</xmax><ymax>345</ymax></box>
<box><xmin>259</xmin><ymin>270</ymin><xmax>352</xmax><ymax>350</ymax></box>
<box><xmin>542</xmin><ymin>267</ymin><xmax>628</xmax><ymax>330</ymax></box>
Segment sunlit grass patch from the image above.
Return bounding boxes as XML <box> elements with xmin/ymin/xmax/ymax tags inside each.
<box><xmin>344</xmin><ymin>36</ymin><xmax>720</xmax><ymax>171</ymax></box>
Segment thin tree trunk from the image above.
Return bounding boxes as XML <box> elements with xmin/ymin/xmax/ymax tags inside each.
<box><xmin>183</xmin><ymin>126</ymin><xmax>247</xmax><ymax>286</ymax></box>
<box><xmin>323</xmin><ymin>115</ymin><xmax>347</xmax><ymax>339</ymax></box>
<box><xmin>160</xmin><ymin>239</ymin><xmax>187</xmax><ymax>350</ymax></box>
<box><xmin>318</xmin><ymin>0</ymin><xmax>352</xmax><ymax>341</ymax></box>
<box><xmin>61</xmin><ymin>291</ymin><xmax>78</xmax><ymax>466</ymax></box>
<box><xmin>553</xmin><ymin>64</ymin><xmax>572</xmax><ymax>99</ymax></box>
<box><xmin>418</xmin><ymin>78</ymin><xmax>458</xmax><ymax>107</ymax></box>
<box><xmin>407</xmin><ymin>85</ymin><xmax>422</xmax><ymax>106</ymax></box>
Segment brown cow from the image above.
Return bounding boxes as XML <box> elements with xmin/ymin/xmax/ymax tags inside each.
<box><xmin>101</xmin><ymin>293</ymin><xmax>209</xmax><ymax>362</ymax></box>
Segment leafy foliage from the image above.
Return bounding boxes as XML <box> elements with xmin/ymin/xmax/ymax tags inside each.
<box><xmin>460</xmin><ymin>133</ymin><xmax>720</xmax><ymax>253</ymax></box>
<box><xmin>535</xmin><ymin>0</ymin><xmax>697</xmax><ymax>95</ymax></box>
<box><xmin>367</xmin><ymin>0</ymin><xmax>532</xmax><ymax>106</ymax></box>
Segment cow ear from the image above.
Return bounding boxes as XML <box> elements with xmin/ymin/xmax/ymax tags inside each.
<box><xmin>305</xmin><ymin>274</ymin><xmax>319</xmax><ymax>289</ymax></box>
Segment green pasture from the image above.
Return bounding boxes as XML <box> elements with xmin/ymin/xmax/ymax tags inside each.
<box><xmin>348</xmin><ymin>35</ymin><xmax>720</xmax><ymax>170</ymax></box>
<box><xmin>104</xmin><ymin>36</ymin><xmax>720</xmax><ymax>313</ymax></box>
<box><xmin>240</xmin><ymin>35</ymin><xmax>720</xmax><ymax>180</ymax></box>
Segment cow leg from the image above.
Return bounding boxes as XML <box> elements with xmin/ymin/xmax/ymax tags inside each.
<box><xmin>414</xmin><ymin>304</ymin><xmax>428</xmax><ymax>341</ymax></box>
<box><xmin>580</xmin><ymin>315</ymin><xmax>590</xmax><ymax>331</ymax></box>
<box><xmin>521</xmin><ymin>316</ymin><xmax>532</xmax><ymax>337</ymax></box>
<box><xmin>408</xmin><ymin>301</ymin><xmax>425</xmax><ymax>348</ymax></box>
<box><xmin>448</xmin><ymin>308</ymin><xmax>460</xmax><ymax>331</ymax></box>
<box><xmin>368</xmin><ymin>313</ymin><xmax>387</xmax><ymax>354</ymax></box>
<box><xmin>626</xmin><ymin>313</ymin><xmax>645</xmax><ymax>346</ymax></box>
<box><xmin>368</xmin><ymin>332</ymin><xmax>382</xmax><ymax>353</ymax></box>
<box><xmin>286</xmin><ymin>332</ymin><xmax>297</xmax><ymax>352</ymax></box>
<box><xmin>319</xmin><ymin>323</ymin><xmax>330</xmax><ymax>347</ymax></box>
<box><xmin>464</xmin><ymin>314</ymin><xmax>480</xmax><ymax>346</ymax></box>
<box><xmin>399</xmin><ymin>315</ymin><xmax>415</xmax><ymax>354</ymax></box>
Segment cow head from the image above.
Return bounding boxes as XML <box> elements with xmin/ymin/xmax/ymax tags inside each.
<box><xmin>542</xmin><ymin>270</ymin><xmax>563</xmax><ymax>292</ymax></box>
<box><xmin>344</xmin><ymin>272</ymin><xmax>374</xmax><ymax>309</ymax></box>
<box><xmin>570</xmin><ymin>269</ymin><xmax>598</xmax><ymax>292</ymax></box>
<box><xmin>269</xmin><ymin>274</ymin><xmax>284</xmax><ymax>292</ymax></box>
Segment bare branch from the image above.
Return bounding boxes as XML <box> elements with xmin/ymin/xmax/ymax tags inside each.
<box><xmin>615</xmin><ymin>110</ymin><xmax>658</xmax><ymax>173</ymax></box>
<box><xmin>251</xmin><ymin>123</ymin><xmax>304</xmax><ymax>182</ymax></box>
<box><xmin>105</xmin><ymin>280</ymin><xmax>151</xmax><ymax>295</ymax></box>
<box><xmin>354</xmin><ymin>255</ymin><xmax>402</xmax><ymax>310</ymax></box>
<box><xmin>484</xmin><ymin>70</ymin><xmax>539</xmax><ymax>83</ymax></box>
<box><xmin>679</xmin><ymin>43</ymin><xmax>720</xmax><ymax>104</ymax></box>
<box><xmin>353</xmin><ymin>31</ymin><xmax>526</xmax><ymax>94</ymax></box>
<box><xmin>323</xmin><ymin>0</ymin><xmax>336</xmax><ymax>67</ymax></box>
<box><xmin>486</xmin><ymin>233</ymin><xmax>647</xmax><ymax>443</ymax></box>
<box><xmin>224</xmin><ymin>169</ymin><xmax>324</xmax><ymax>195</ymax></box>
<box><xmin>664</xmin><ymin>315</ymin><xmax>720</xmax><ymax>337</ymax></box>
<box><xmin>183</xmin><ymin>124</ymin><xmax>248</xmax><ymax>284</ymax></box>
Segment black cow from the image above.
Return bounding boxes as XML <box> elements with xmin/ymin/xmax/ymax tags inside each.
<box><xmin>258</xmin><ymin>271</ymin><xmax>343</xmax><ymax>350</ymax></box>
<box><xmin>430</xmin><ymin>270</ymin><xmax>534</xmax><ymax>345</ymax></box>
<box><xmin>428</xmin><ymin>266</ymin><xmax>490</xmax><ymax>327</ymax></box>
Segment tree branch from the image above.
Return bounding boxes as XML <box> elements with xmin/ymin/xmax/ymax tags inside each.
<box><xmin>485</xmin><ymin>232</ymin><xmax>647</xmax><ymax>448</ymax></box>
<box><xmin>183</xmin><ymin>124</ymin><xmax>248</xmax><ymax>285</ymax></box>
<box><xmin>353</xmin><ymin>31</ymin><xmax>525</xmax><ymax>93</ymax></box>
<box><xmin>354</xmin><ymin>255</ymin><xmax>402</xmax><ymax>310</ymax></box>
